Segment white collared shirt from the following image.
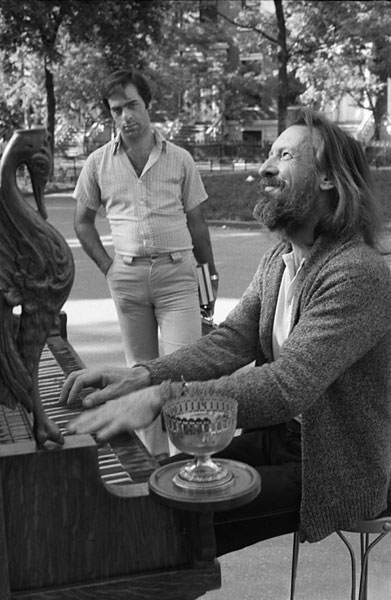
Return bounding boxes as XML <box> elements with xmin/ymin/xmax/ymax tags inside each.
<box><xmin>272</xmin><ymin>246</ymin><xmax>308</xmax><ymax>360</ymax></box>
<box><xmin>73</xmin><ymin>130</ymin><xmax>207</xmax><ymax>257</ymax></box>
<box><xmin>273</xmin><ymin>246</ymin><xmax>309</xmax><ymax>425</ymax></box>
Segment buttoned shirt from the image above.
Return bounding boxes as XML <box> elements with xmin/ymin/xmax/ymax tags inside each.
<box><xmin>272</xmin><ymin>248</ymin><xmax>308</xmax><ymax>425</ymax></box>
<box><xmin>73</xmin><ymin>130</ymin><xmax>208</xmax><ymax>257</ymax></box>
<box><xmin>272</xmin><ymin>250</ymin><xmax>307</xmax><ymax>360</ymax></box>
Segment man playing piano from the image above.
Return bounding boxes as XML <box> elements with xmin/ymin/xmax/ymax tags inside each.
<box><xmin>61</xmin><ymin>108</ymin><xmax>391</xmax><ymax>556</ymax></box>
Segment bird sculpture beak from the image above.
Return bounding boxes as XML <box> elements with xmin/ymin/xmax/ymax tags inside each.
<box><xmin>31</xmin><ymin>177</ymin><xmax>48</xmax><ymax>221</ymax></box>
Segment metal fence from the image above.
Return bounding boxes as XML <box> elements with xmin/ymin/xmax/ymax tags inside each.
<box><xmin>174</xmin><ymin>141</ymin><xmax>268</xmax><ymax>162</ymax></box>
<box><xmin>48</xmin><ymin>142</ymin><xmax>267</xmax><ymax>186</ymax></box>
<box><xmin>365</xmin><ymin>143</ymin><xmax>391</xmax><ymax>167</ymax></box>
<box><xmin>16</xmin><ymin>139</ymin><xmax>390</xmax><ymax>193</ymax></box>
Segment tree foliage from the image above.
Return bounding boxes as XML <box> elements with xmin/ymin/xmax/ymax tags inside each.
<box><xmin>0</xmin><ymin>0</ymin><xmax>390</xmax><ymax>150</ymax></box>
<box><xmin>290</xmin><ymin>0</ymin><xmax>391</xmax><ymax>140</ymax></box>
<box><xmin>214</xmin><ymin>0</ymin><xmax>302</xmax><ymax>133</ymax></box>
<box><xmin>213</xmin><ymin>0</ymin><xmax>391</xmax><ymax>137</ymax></box>
<box><xmin>0</xmin><ymin>0</ymin><xmax>166</xmax><ymax>151</ymax></box>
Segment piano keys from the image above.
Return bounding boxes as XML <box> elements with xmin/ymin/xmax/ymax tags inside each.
<box><xmin>0</xmin><ymin>321</ymin><xmax>221</xmax><ymax>600</ymax></box>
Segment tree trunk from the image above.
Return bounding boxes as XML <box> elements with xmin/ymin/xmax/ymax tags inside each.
<box><xmin>44</xmin><ymin>60</ymin><xmax>55</xmax><ymax>162</ymax></box>
<box><xmin>274</xmin><ymin>0</ymin><xmax>289</xmax><ymax>134</ymax></box>
<box><xmin>372</xmin><ymin>86</ymin><xmax>387</xmax><ymax>141</ymax></box>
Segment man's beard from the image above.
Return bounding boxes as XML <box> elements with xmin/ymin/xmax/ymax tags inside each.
<box><xmin>253</xmin><ymin>176</ymin><xmax>316</xmax><ymax>236</ymax></box>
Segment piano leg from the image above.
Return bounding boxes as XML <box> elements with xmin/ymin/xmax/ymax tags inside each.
<box><xmin>0</xmin><ymin>475</ymin><xmax>11</xmax><ymax>600</ymax></box>
<box><xmin>191</xmin><ymin>513</ymin><xmax>217</xmax><ymax>564</ymax></box>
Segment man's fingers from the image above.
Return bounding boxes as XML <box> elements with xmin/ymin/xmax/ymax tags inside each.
<box><xmin>59</xmin><ymin>370</ymin><xmax>85</xmax><ymax>405</ymax></box>
<box><xmin>66</xmin><ymin>405</ymin><xmax>106</xmax><ymax>434</ymax></box>
<box><xmin>81</xmin><ymin>385</ymin><xmax>120</xmax><ymax>408</ymax></box>
<box><xmin>94</xmin><ymin>422</ymin><xmax>123</xmax><ymax>444</ymax></box>
<box><xmin>66</xmin><ymin>402</ymin><xmax>124</xmax><ymax>442</ymax></box>
<box><xmin>65</xmin><ymin>387</ymin><xmax>162</xmax><ymax>443</ymax></box>
<box><xmin>59</xmin><ymin>369</ymin><xmax>103</xmax><ymax>406</ymax></box>
<box><xmin>59</xmin><ymin>366</ymin><xmax>152</xmax><ymax>408</ymax></box>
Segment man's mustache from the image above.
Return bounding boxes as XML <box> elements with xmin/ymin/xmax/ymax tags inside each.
<box><xmin>259</xmin><ymin>177</ymin><xmax>282</xmax><ymax>190</ymax></box>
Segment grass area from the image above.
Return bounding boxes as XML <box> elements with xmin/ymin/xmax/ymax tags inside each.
<box><xmin>42</xmin><ymin>164</ymin><xmax>391</xmax><ymax>224</ymax></box>
<box><xmin>201</xmin><ymin>168</ymin><xmax>391</xmax><ymax>223</ymax></box>
<box><xmin>201</xmin><ymin>171</ymin><xmax>260</xmax><ymax>221</ymax></box>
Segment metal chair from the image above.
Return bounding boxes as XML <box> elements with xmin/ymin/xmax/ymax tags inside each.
<box><xmin>289</xmin><ymin>511</ymin><xmax>391</xmax><ymax>600</ymax></box>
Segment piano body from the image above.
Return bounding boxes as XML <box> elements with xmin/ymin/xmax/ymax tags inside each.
<box><xmin>0</xmin><ymin>318</ymin><xmax>221</xmax><ymax>600</ymax></box>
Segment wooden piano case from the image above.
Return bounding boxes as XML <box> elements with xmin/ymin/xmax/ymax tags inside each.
<box><xmin>0</xmin><ymin>325</ymin><xmax>221</xmax><ymax>600</ymax></box>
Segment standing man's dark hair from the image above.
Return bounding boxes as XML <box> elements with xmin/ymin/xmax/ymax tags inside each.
<box><xmin>101</xmin><ymin>69</ymin><xmax>152</xmax><ymax>112</ymax></box>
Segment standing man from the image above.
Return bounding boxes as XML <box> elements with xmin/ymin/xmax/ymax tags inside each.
<box><xmin>73</xmin><ymin>69</ymin><xmax>218</xmax><ymax>458</ymax></box>
<box><xmin>64</xmin><ymin>108</ymin><xmax>391</xmax><ymax>557</ymax></box>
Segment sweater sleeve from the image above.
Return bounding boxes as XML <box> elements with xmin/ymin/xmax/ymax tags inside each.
<box><xmin>156</xmin><ymin>246</ymin><xmax>391</xmax><ymax>430</ymax></box>
<box><xmin>152</xmin><ymin>244</ymin><xmax>391</xmax><ymax>427</ymax></box>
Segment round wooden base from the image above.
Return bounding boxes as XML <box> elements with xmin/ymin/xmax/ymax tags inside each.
<box><xmin>148</xmin><ymin>459</ymin><xmax>261</xmax><ymax>513</ymax></box>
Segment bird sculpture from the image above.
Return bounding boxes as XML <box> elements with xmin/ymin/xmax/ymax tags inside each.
<box><xmin>0</xmin><ymin>128</ymin><xmax>75</xmax><ymax>448</ymax></box>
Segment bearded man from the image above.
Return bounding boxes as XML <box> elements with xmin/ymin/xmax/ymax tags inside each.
<box><xmin>61</xmin><ymin>109</ymin><xmax>391</xmax><ymax>557</ymax></box>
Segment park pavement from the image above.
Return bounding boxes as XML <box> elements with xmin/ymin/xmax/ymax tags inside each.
<box><xmin>62</xmin><ymin>216</ymin><xmax>391</xmax><ymax>600</ymax></box>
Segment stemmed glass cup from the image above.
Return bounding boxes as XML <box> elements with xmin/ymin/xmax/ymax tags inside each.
<box><xmin>163</xmin><ymin>395</ymin><xmax>238</xmax><ymax>490</ymax></box>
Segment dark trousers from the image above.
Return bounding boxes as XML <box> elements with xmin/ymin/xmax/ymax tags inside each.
<box><xmin>161</xmin><ymin>420</ymin><xmax>302</xmax><ymax>557</ymax></box>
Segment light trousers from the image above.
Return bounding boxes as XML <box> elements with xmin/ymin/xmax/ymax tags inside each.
<box><xmin>106</xmin><ymin>251</ymin><xmax>202</xmax><ymax>457</ymax></box>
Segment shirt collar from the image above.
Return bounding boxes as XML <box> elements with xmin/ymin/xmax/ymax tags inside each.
<box><xmin>112</xmin><ymin>128</ymin><xmax>167</xmax><ymax>155</ymax></box>
<box><xmin>282</xmin><ymin>245</ymin><xmax>309</xmax><ymax>280</ymax></box>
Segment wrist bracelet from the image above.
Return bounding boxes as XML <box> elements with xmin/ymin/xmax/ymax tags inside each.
<box><xmin>210</xmin><ymin>274</ymin><xmax>219</xmax><ymax>281</ymax></box>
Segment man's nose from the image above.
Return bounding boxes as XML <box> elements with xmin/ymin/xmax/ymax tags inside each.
<box><xmin>259</xmin><ymin>157</ymin><xmax>278</xmax><ymax>177</ymax></box>
<box><xmin>122</xmin><ymin>106</ymin><xmax>133</xmax><ymax>119</ymax></box>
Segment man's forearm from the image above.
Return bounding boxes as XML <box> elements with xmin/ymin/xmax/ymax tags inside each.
<box><xmin>190</xmin><ymin>221</ymin><xmax>217</xmax><ymax>274</ymax></box>
<box><xmin>76</xmin><ymin>224</ymin><xmax>113</xmax><ymax>275</ymax></box>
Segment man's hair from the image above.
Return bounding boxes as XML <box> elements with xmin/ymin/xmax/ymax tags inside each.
<box><xmin>101</xmin><ymin>69</ymin><xmax>152</xmax><ymax>112</ymax></box>
<box><xmin>292</xmin><ymin>108</ymin><xmax>383</xmax><ymax>248</ymax></box>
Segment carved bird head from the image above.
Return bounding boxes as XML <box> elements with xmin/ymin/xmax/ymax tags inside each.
<box><xmin>0</xmin><ymin>128</ymin><xmax>52</xmax><ymax>220</ymax></box>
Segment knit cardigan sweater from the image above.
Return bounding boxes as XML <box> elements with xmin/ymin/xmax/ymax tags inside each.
<box><xmin>146</xmin><ymin>233</ymin><xmax>391</xmax><ymax>543</ymax></box>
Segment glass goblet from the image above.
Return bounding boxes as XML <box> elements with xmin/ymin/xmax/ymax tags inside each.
<box><xmin>163</xmin><ymin>395</ymin><xmax>238</xmax><ymax>490</ymax></box>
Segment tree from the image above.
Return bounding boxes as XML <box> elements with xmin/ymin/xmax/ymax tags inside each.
<box><xmin>213</xmin><ymin>0</ymin><xmax>391</xmax><ymax>140</ymax></box>
<box><xmin>0</xmin><ymin>48</ymin><xmax>45</xmax><ymax>137</ymax></box>
<box><xmin>215</xmin><ymin>0</ymin><xmax>302</xmax><ymax>134</ymax></box>
<box><xmin>53</xmin><ymin>34</ymin><xmax>108</xmax><ymax>138</ymax></box>
<box><xmin>290</xmin><ymin>0</ymin><xmax>391</xmax><ymax>140</ymax></box>
<box><xmin>144</xmin><ymin>2</ymin><xmax>236</xmax><ymax>124</ymax></box>
<box><xmin>0</xmin><ymin>1</ymin><xmax>75</xmax><ymax>152</ymax></box>
<box><xmin>144</xmin><ymin>0</ymin><xmax>280</xmax><ymax>143</ymax></box>
<box><xmin>0</xmin><ymin>0</ymin><xmax>166</xmax><ymax>152</ymax></box>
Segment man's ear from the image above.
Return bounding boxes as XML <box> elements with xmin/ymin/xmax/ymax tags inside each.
<box><xmin>320</xmin><ymin>173</ymin><xmax>335</xmax><ymax>191</ymax></box>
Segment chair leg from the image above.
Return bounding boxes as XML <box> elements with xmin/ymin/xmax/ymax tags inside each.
<box><xmin>357</xmin><ymin>531</ymin><xmax>389</xmax><ymax>600</ymax></box>
<box><xmin>359</xmin><ymin>534</ymin><xmax>369</xmax><ymax>600</ymax></box>
<box><xmin>290</xmin><ymin>531</ymin><xmax>300</xmax><ymax>600</ymax></box>
<box><xmin>336</xmin><ymin>531</ymin><xmax>357</xmax><ymax>600</ymax></box>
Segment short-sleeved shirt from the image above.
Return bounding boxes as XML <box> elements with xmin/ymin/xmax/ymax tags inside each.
<box><xmin>73</xmin><ymin>130</ymin><xmax>208</xmax><ymax>257</ymax></box>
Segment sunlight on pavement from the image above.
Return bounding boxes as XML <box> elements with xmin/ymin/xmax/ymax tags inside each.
<box><xmin>64</xmin><ymin>298</ymin><xmax>118</xmax><ymax>324</ymax></box>
<box><xmin>64</xmin><ymin>297</ymin><xmax>238</xmax><ymax>327</ymax></box>
<box><xmin>214</xmin><ymin>298</ymin><xmax>238</xmax><ymax>322</ymax></box>
<box><xmin>67</xmin><ymin>235</ymin><xmax>112</xmax><ymax>248</ymax></box>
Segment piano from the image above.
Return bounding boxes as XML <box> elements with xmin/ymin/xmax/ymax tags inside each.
<box><xmin>0</xmin><ymin>316</ymin><xmax>221</xmax><ymax>600</ymax></box>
